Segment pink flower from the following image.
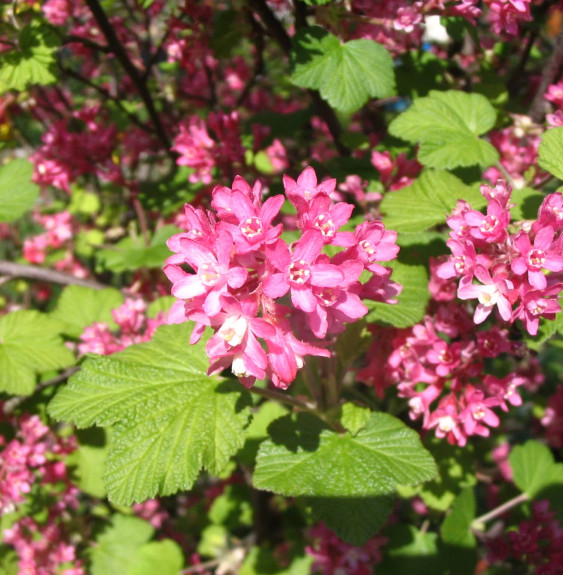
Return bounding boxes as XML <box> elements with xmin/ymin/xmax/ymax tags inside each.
<box><xmin>283</xmin><ymin>166</ymin><xmax>337</xmax><ymax>213</ymax></box>
<box><xmin>263</xmin><ymin>230</ymin><xmax>344</xmax><ymax>313</ymax></box>
<box><xmin>511</xmin><ymin>226</ymin><xmax>563</xmax><ymax>290</ymax></box>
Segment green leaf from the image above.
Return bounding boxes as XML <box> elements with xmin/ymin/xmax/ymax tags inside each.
<box><xmin>66</xmin><ymin>428</ymin><xmax>110</xmax><ymax>498</ymax></box>
<box><xmin>307</xmin><ymin>495</ymin><xmax>394</xmax><ymax>546</ymax></box>
<box><xmin>398</xmin><ymin>438</ymin><xmax>476</xmax><ymax>512</ymax></box>
<box><xmin>0</xmin><ymin>24</ymin><xmax>58</xmax><ymax>93</ymax></box>
<box><xmin>96</xmin><ymin>225</ymin><xmax>181</xmax><ymax>272</ymax></box>
<box><xmin>90</xmin><ymin>515</ymin><xmax>154</xmax><ymax>575</ymax></box>
<box><xmin>240</xmin><ymin>546</ymin><xmax>314</xmax><ymax>575</ymax></box>
<box><xmin>0</xmin><ymin>159</ymin><xmax>39</xmax><ymax>222</ymax></box>
<box><xmin>366</xmin><ymin>258</ymin><xmax>429</xmax><ymax>328</ymax></box>
<box><xmin>538</xmin><ymin>127</ymin><xmax>563</xmax><ymax>180</ymax></box>
<box><xmin>339</xmin><ymin>403</ymin><xmax>371</xmax><ymax>435</ymax></box>
<box><xmin>51</xmin><ymin>285</ymin><xmax>124</xmax><ymax>338</ymax></box>
<box><xmin>388</xmin><ymin>91</ymin><xmax>499</xmax><ymax>169</ymax></box>
<box><xmin>129</xmin><ymin>540</ymin><xmax>184</xmax><ymax>575</ymax></box>
<box><xmin>49</xmin><ymin>323</ymin><xmax>252</xmax><ymax>504</ymax></box>
<box><xmin>441</xmin><ymin>488</ymin><xmax>476</xmax><ymax>547</ymax></box>
<box><xmin>0</xmin><ymin>310</ymin><xmax>75</xmax><ymax>395</ymax></box>
<box><xmin>510</xmin><ymin>186</ymin><xmax>545</xmax><ymax>221</ymax></box>
<box><xmin>291</xmin><ymin>27</ymin><xmax>395</xmax><ymax>113</ymax></box>
<box><xmin>381</xmin><ymin>170</ymin><xmax>485</xmax><ymax>233</ymax></box>
<box><xmin>253</xmin><ymin>412</ymin><xmax>436</xmax><ymax>497</ymax></box>
<box><xmin>379</xmin><ymin>525</ymin><xmax>441</xmax><ymax>575</ymax></box>
<box><xmin>509</xmin><ymin>440</ymin><xmax>563</xmax><ymax>498</ymax></box>
<box><xmin>208</xmin><ymin>484</ymin><xmax>253</xmax><ymax>529</ymax></box>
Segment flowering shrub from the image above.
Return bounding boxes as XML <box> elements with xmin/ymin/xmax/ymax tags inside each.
<box><xmin>1</xmin><ymin>0</ymin><xmax>563</xmax><ymax>573</ymax></box>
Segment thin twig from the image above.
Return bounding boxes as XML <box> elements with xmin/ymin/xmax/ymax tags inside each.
<box><xmin>3</xmin><ymin>367</ymin><xmax>80</xmax><ymax>414</ymax></box>
<box><xmin>471</xmin><ymin>492</ymin><xmax>529</xmax><ymax>531</ymax></box>
<box><xmin>0</xmin><ymin>261</ymin><xmax>107</xmax><ymax>290</ymax></box>
<box><xmin>529</xmin><ymin>28</ymin><xmax>563</xmax><ymax>122</ymax></box>
<box><xmin>62</xmin><ymin>34</ymin><xmax>111</xmax><ymax>53</ymax></box>
<box><xmin>58</xmin><ymin>63</ymin><xmax>152</xmax><ymax>134</ymax></box>
<box><xmin>84</xmin><ymin>0</ymin><xmax>173</xmax><ymax>154</ymax></box>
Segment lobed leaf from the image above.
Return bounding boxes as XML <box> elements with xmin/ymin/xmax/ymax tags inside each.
<box><xmin>253</xmin><ymin>412</ymin><xmax>436</xmax><ymax>497</ymax></box>
<box><xmin>291</xmin><ymin>26</ymin><xmax>395</xmax><ymax>113</ymax></box>
<box><xmin>0</xmin><ymin>159</ymin><xmax>39</xmax><ymax>223</ymax></box>
<box><xmin>51</xmin><ymin>285</ymin><xmax>124</xmax><ymax>338</ymax></box>
<box><xmin>49</xmin><ymin>323</ymin><xmax>252</xmax><ymax>504</ymax></box>
<box><xmin>0</xmin><ymin>311</ymin><xmax>75</xmax><ymax>395</ymax></box>
<box><xmin>388</xmin><ymin>91</ymin><xmax>499</xmax><ymax>169</ymax></box>
<box><xmin>538</xmin><ymin>127</ymin><xmax>563</xmax><ymax>180</ymax></box>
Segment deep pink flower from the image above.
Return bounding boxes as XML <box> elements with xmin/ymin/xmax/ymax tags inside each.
<box><xmin>263</xmin><ymin>230</ymin><xmax>344</xmax><ymax>313</ymax></box>
<box><xmin>511</xmin><ymin>226</ymin><xmax>563</xmax><ymax>290</ymax></box>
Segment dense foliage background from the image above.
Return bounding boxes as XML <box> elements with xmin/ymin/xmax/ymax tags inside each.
<box><xmin>2</xmin><ymin>0</ymin><xmax>563</xmax><ymax>573</ymax></box>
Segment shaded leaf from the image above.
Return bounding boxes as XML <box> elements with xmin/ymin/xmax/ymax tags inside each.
<box><xmin>0</xmin><ymin>159</ymin><xmax>39</xmax><ymax>222</ymax></box>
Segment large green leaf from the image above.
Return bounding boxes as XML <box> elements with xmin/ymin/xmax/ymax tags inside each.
<box><xmin>440</xmin><ymin>488</ymin><xmax>476</xmax><ymax>547</ymax></box>
<box><xmin>306</xmin><ymin>495</ymin><xmax>394</xmax><ymax>546</ymax></box>
<box><xmin>253</xmin><ymin>412</ymin><xmax>436</xmax><ymax>497</ymax></box>
<box><xmin>538</xmin><ymin>127</ymin><xmax>563</xmax><ymax>180</ymax></box>
<box><xmin>509</xmin><ymin>440</ymin><xmax>563</xmax><ymax>498</ymax></box>
<box><xmin>96</xmin><ymin>225</ymin><xmax>180</xmax><ymax>272</ymax></box>
<box><xmin>388</xmin><ymin>91</ymin><xmax>499</xmax><ymax>169</ymax></box>
<box><xmin>366</xmin><ymin>258</ymin><xmax>429</xmax><ymax>328</ymax></box>
<box><xmin>51</xmin><ymin>285</ymin><xmax>124</xmax><ymax>338</ymax></box>
<box><xmin>129</xmin><ymin>540</ymin><xmax>184</xmax><ymax>575</ymax></box>
<box><xmin>49</xmin><ymin>323</ymin><xmax>252</xmax><ymax>504</ymax></box>
<box><xmin>381</xmin><ymin>170</ymin><xmax>485</xmax><ymax>233</ymax></box>
<box><xmin>90</xmin><ymin>515</ymin><xmax>155</xmax><ymax>575</ymax></box>
<box><xmin>0</xmin><ymin>159</ymin><xmax>39</xmax><ymax>223</ymax></box>
<box><xmin>291</xmin><ymin>26</ymin><xmax>395</xmax><ymax>113</ymax></box>
<box><xmin>0</xmin><ymin>23</ymin><xmax>58</xmax><ymax>93</ymax></box>
<box><xmin>0</xmin><ymin>311</ymin><xmax>75</xmax><ymax>395</ymax></box>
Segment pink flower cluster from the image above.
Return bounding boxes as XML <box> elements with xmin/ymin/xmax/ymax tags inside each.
<box><xmin>488</xmin><ymin>500</ymin><xmax>563</xmax><ymax>573</ymax></box>
<box><xmin>545</xmin><ymin>80</ymin><xmax>563</xmax><ymax>128</ymax></box>
<box><xmin>164</xmin><ymin>167</ymin><xmax>401</xmax><ymax>389</ymax></box>
<box><xmin>437</xmin><ymin>180</ymin><xmax>563</xmax><ymax>336</ymax></box>
<box><xmin>171</xmin><ymin>112</ymin><xmax>245</xmax><ymax>185</ymax></box>
<box><xmin>348</xmin><ymin>1</ymin><xmax>480</xmax><ymax>54</ymax></box>
<box><xmin>483</xmin><ymin>118</ymin><xmax>544</xmax><ymax>188</ymax></box>
<box><xmin>30</xmin><ymin>105</ymin><xmax>120</xmax><ymax>193</ymax></box>
<box><xmin>485</xmin><ymin>0</ymin><xmax>532</xmax><ymax>36</ymax></box>
<box><xmin>0</xmin><ymin>413</ymin><xmax>84</xmax><ymax>574</ymax></box>
<box><xmin>358</xmin><ymin>299</ymin><xmax>540</xmax><ymax>446</ymax></box>
<box><xmin>306</xmin><ymin>522</ymin><xmax>387</xmax><ymax>575</ymax></box>
<box><xmin>371</xmin><ymin>150</ymin><xmax>422</xmax><ymax>192</ymax></box>
<box><xmin>78</xmin><ymin>298</ymin><xmax>165</xmax><ymax>356</ymax></box>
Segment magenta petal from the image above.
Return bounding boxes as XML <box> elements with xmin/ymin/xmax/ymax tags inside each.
<box><xmin>249</xmin><ymin>318</ymin><xmax>277</xmax><ymax>339</ymax></box>
<box><xmin>291</xmin><ymin>285</ymin><xmax>317</xmax><ymax>312</ymax></box>
<box><xmin>334</xmin><ymin>293</ymin><xmax>368</xmax><ymax>320</ymax></box>
<box><xmin>474</xmin><ymin>304</ymin><xmax>492</xmax><ymax>324</ymax></box>
<box><xmin>310</xmin><ymin>264</ymin><xmax>344</xmax><ymax>287</ymax></box>
<box><xmin>163</xmin><ymin>263</ymin><xmax>188</xmax><ymax>283</ymax></box>
<box><xmin>263</xmin><ymin>273</ymin><xmax>290</xmax><ymax>298</ymax></box>
<box><xmin>260</xmin><ymin>195</ymin><xmax>285</xmax><ymax>227</ymax></box>
<box><xmin>511</xmin><ymin>257</ymin><xmax>528</xmax><ymax>275</ymax></box>
<box><xmin>227</xmin><ymin>266</ymin><xmax>248</xmax><ymax>289</ymax></box>
<box><xmin>293</xmin><ymin>229</ymin><xmax>324</xmax><ymax>263</ymax></box>
<box><xmin>545</xmin><ymin>255</ymin><xmax>563</xmax><ymax>272</ymax></box>
<box><xmin>245</xmin><ymin>332</ymin><xmax>268</xmax><ymax>371</ymax></box>
<box><xmin>308</xmin><ymin>304</ymin><xmax>328</xmax><ymax>338</ymax></box>
<box><xmin>436</xmin><ymin>260</ymin><xmax>458</xmax><ymax>279</ymax></box>
<box><xmin>167</xmin><ymin>300</ymin><xmax>187</xmax><ymax>324</ymax></box>
<box><xmin>457</xmin><ymin>284</ymin><xmax>483</xmax><ymax>300</ymax></box>
<box><xmin>528</xmin><ymin>270</ymin><xmax>547</xmax><ymax>290</ymax></box>
<box><xmin>172</xmin><ymin>275</ymin><xmax>207</xmax><ymax>299</ymax></box>
<box><xmin>203</xmin><ymin>288</ymin><xmax>223</xmax><ymax>317</ymax></box>
<box><xmin>497</xmin><ymin>296</ymin><xmax>513</xmax><ymax>322</ymax></box>
<box><xmin>473</xmin><ymin>265</ymin><xmax>492</xmax><ymax>284</ymax></box>
<box><xmin>230</xmin><ymin>190</ymin><xmax>254</xmax><ymax>222</ymax></box>
<box><xmin>178</xmin><ymin>238</ymin><xmax>215</xmax><ymax>267</ymax></box>
<box><xmin>534</xmin><ymin>225</ymin><xmax>554</xmax><ymax>250</ymax></box>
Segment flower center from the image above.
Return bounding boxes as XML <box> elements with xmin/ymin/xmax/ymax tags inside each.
<box><xmin>479</xmin><ymin>215</ymin><xmax>499</xmax><ymax>235</ymax></box>
<box><xmin>313</xmin><ymin>213</ymin><xmax>336</xmax><ymax>238</ymax></box>
<box><xmin>454</xmin><ymin>256</ymin><xmax>466</xmax><ymax>274</ymax></box>
<box><xmin>318</xmin><ymin>287</ymin><xmax>339</xmax><ymax>306</ymax></box>
<box><xmin>240</xmin><ymin>217</ymin><xmax>263</xmax><ymax>241</ymax></box>
<box><xmin>288</xmin><ymin>259</ymin><xmax>311</xmax><ymax>285</ymax></box>
<box><xmin>438</xmin><ymin>416</ymin><xmax>455</xmax><ymax>433</ymax></box>
<box><xmin>527</xmin><ymin>248</ymin><xmax>546</xmax><ymax>270</ymax></box>
<box><xmin>478</xmin><ymin>287</ymin><xmax>498</xmax><ymax>307</ymax></box>
<box><xmin>527</xmin><ymin>298</ymin><xmax>547</xmax><ymax>316</ymax></box>
<box><xmin>198</xmin><ymin>262</ymin><xmax>221</xmax><ymax>286</ymax></box>
<box><xmin>473</xmin><ymin>406</ymin><xmax>485</xmax><ymax>420</ymax></box>
<box><xmin>359</xmin><ymin>239</ymin><xmax>375</xmax><ymax>259</ymax></box>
